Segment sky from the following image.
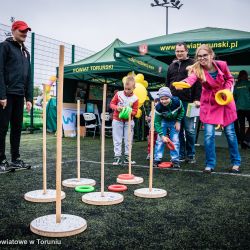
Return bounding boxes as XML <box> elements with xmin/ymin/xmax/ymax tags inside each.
<box><xmin>1</xmin><ymin>0</ymin><xmax>250</xmax><ymax>52</ymax></box>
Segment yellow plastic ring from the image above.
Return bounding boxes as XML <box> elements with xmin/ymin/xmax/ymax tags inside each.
<box><xmin>215</xmin><ymin>89</ymin><xmax>233</xmax><ymax>105</ymax></box>
<box><xmin>215</xmin><ymin>125</ymin><xmax>220</xmax><ymax>130</ymax></box>
<box><xmin>172</xmin><ymin>81</ymin><xmax>191</xmax><ymax>88</ymax></box>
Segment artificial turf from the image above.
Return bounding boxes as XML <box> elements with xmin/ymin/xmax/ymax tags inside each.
<box><xmin>0</xmin><ymin>133</ymin><xmax>249</xmax><ymax>250</ymax></box>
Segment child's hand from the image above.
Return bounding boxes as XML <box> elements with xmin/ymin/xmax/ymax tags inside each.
<box><xmin>145</xmin><ymin>116</ymin><xmax>151</xmax><ymax>122</ymax></box>
<box><xmin>175</xmin><ymin>122</ymin><xmax>181</xmax><ymax>131</ymax></box>
<box><xmin>175</xmin><ymin>87</ymin><xmax>183</xmax><ymax>90</ymax></box>
<box><xmin>162</xmin><ymin>136</ymin><xmax>169</xmax><ymax>144</ymax></box>
<box><xmin>117</xmin><ymin>106</ymin><xmax>123</xmax><ymax>112</ymax></box>
<box><xmin>194</xmin><ymin>101</ymin><xmax>200</xmax><ymax>107</ymax></box>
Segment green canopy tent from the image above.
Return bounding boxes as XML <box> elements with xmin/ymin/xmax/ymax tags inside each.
<box><xmin>114</xmin><ymin>27</ymin><xmax>250</xmax><ymax>65</ymax></box>
<box><xmin>64</xmin><ymin>38</ymin><xmax>168</xmax><ymax>86</ymax></box>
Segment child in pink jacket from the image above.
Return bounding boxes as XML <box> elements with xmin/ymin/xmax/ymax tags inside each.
<box><xmin>175</xmin><ymin>44</ymin><xmax>241</xmax><ymax>173</ymax></box>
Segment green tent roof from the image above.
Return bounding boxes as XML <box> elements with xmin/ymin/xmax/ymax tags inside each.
<box><xmin>64</xmin><ymin>38</ymin><xmax>167</xmax><ymax>85</ymax></box>
<box><xmin>71</xmin><ymin>39</ymin><xmax>125</xmax><ymax>65</ymax></box>
<box><xmin>114</xmin><ymin>27</ymin><xmax>250</xmax><ymax>65</ymax></box>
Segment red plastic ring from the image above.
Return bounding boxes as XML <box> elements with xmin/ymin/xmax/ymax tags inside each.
<box><xmin>158</xmin><ymin>162</ymin><xmax>173</xmax><ymax>168</ymax></box>
<box><xmin>166</xmin><ymin>140</ymin><xmax>175</xmax><ymax>150</ymax></box>
<box><xmin>118</xmin><ymin>174</ymin><xmax>135</xmax><ymax>180</ymax></box>
<box><xmin>108</xmin><ymin>184</ymin><xmax>128</xmax><ymax>192</ymax></box>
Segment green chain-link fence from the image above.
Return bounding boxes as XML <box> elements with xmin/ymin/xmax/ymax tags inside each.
<box><xmin>0</xmin><ymin>23</ymin><xmax>94</xmax><ymax>88</ymax></box>
<box><xmin>0</xmin><ymin>23</ymin><xmax>94</xmax><ymax>131</ymax></box>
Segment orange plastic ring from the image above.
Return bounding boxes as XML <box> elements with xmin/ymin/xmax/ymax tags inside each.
<box><xmin>158</xmin><ymin>162</ymin><xmax>173</xmax><ymax>168</ymax></box>
<box><xmin>118</xmin><ymin>174</ymin><xmax>135</xmax><ymax>180</ymax></box>
<box><xmin>108</xmin><ymin>184</ymin><xmax>128</xmax><ymax>192</ymax></box>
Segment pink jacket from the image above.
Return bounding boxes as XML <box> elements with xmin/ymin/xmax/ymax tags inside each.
<box><xmin>183</xmin><ymin>60</ymin><xmax>237</xmax><ymax>127</ymax></box>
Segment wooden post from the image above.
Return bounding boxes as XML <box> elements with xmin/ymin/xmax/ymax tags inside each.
<box><xmin>128</xmin><ymin>114</ymin><xmax>132</xmax><ymax>175</ymax></box>
<box><xmin>42</xmin><ymin>84</ymin><xmax>47</xmax><ymax>194</ymax></box>
<box><xmin>149</xmin><ymin>102</ymin><xmax>155</xmax><ymax>192</ymax></box>
<box><xmin>101</xmin><ymin>84</ymin><xmax>107</xmax><ymax>196</ymax></box>
<box><xmin>56</xmin><ymin>45</ymin><xmax>64</xmax><ymax>223</ymax></box>
<box><xmin>77</xmin><ymin>99</ymin><xmax>80</xmax><ymax>180</ymax></box>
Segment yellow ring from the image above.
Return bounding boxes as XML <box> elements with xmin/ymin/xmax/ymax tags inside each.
<box><xmin>172</xmin><ymin>81</ymin><xmax>191</xmax><ymax>88</ymax></box>
<box><xmin>215</xmin><ymin>125</ymin><xmax>220</xmax><ymax>130</ymax></box>
<box><xmin>215</xmin><ymin>89</ymin><xmax>233</xmax><ymax>105</ymax></box>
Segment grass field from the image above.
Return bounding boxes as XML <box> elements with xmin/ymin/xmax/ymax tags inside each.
<box><xmin>0</xmin><ymin>133</ymin><xmax>250</xmax><ymax>250</ymax></box>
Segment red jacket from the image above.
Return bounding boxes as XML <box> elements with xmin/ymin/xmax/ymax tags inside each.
<box><xmin>110</xmin><ymin>91</ymin><xmax>139</xmax><ymax>122</ymax></box>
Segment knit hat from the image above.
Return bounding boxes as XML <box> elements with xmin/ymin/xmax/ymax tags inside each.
<box><xmin>158</xmin><ymin>87</ymin><xmax>172</xmax><ymax>98</ymax></box>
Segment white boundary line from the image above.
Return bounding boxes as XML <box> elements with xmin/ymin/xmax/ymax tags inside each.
<box><xmin>31</xmin><ymin>159</ymin><xmax>250</xmax><ymax>178</ymax></box>
<box><xmin>21</xmin><ymin>137</ymin><xmax>55</xmax><ymax>142</ymax></box>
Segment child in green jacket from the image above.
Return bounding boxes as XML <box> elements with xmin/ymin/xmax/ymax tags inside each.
<box><xmin>154</xmin><ymin>87</ymin><xmax>185</xmax><ymax>168</ymax></box>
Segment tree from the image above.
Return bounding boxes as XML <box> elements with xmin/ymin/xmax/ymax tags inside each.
<box><xmin>33</xmin><ymin>86</ymin><xmax>42</xmax><ymax>97</ymax></box>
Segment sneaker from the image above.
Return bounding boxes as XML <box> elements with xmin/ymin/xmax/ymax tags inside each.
<box><xmin>146</xmin><ymin>154</ymin><xmax>150</xmax><ymax>161</ymax></box>
<box><xmin>203</xmin><ymin>167</ymin><xmax>214</xmax><ymax>173</ymax></box>
<box><xmin>172</xmin><ymin>162</ymin><xmax>180</xmax><ymax>169</ymax></box>
<box><xmin>0</xmin><ymin>160</ymin><xmax>15</xmax><ymax>173</ymax></box>
<box><xmin>186</xmin><ymin>158</ymin><xmax>196</xmax><ymax>164</ymax></box>
<box><xmin>113</xmin><ymin>157</ymin><xmax>122</xmax><ymax>166</ymax></box>
<box><xmin>229</xmin><ymin>166</ymin><xmax>241</xmax><ymax>174</ymax></box>
<box><xmin>243</xmin><ymin>140</ymin><xmax>250</xmax><ymax>148</ymax></box>
<box><xmin>10</xmin><ymin>158</ymin><xmax>31</xmax><ymax>170</ymax></box>
<box><xmin>124</xmin><ymin>156</ymin><xmax>136</xmax><ymax>165</ymax></box>
<box><xmin>179</xmin><ymin>158</ymin><xmax>186</xmax><ymax>163</ymax></box>
<box><xmin>153</xmin><ymin>161</ymin><xmax>161</xmax><ymax>168</ymax></box>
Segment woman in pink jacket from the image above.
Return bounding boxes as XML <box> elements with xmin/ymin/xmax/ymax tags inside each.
<box><xmin>176</xmin><ymin>44</ymin><xmax>241</xmax><ymax>173</ymax></box>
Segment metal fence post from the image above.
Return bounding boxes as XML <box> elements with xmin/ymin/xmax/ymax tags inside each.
<box><xmin>30</xmin><ymin>32</ymin><xmax>35</xmax><ymax>133</ymax></box>
<box><xmin>71</xmin><ymin>45</ymin><xmax>75</xmax><ymax>63</ymax></box>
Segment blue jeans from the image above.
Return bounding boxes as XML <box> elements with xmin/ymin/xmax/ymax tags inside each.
<box><xmin>154</xmin><ymin>120</ymin><xmax>180</xmax><ymax>163</ymax></box>
<box><xmin>179</xmin><ymin>102</ymin><xmax>196</xmax><ymax>160</ymax></box>
<box><xmin>204</xmin><ymin>123</ymin><xmax>241</xmax><ymax>169</ymax></box>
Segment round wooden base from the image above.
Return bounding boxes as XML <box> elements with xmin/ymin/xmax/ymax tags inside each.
<box><xmin>82</xmin><ymin>192</ymin><xmax>123</xmax><ymax>205</ymax></box>
<box><xmin>24</xmin><ymin>189</ymin><xmax>66</xmax><ymax>203</ymax></box>
<box><xmin>62</xmin><ymin>178</ymin><xmax>96</xmax><ymax>188</ymax></box>
<box><xmin>117</xmin><ymin>176</ymin><xmax>143</xmax><ymax>185</ymax></box>
<box><xmin>134</xmin><ymin>188</ymin><xmax>167</xmax><ymax>198</ymax></box>
<box><xmin>30</xmin><ymin>214</ymin><xmax>87</xmax><ymax>237</ymax></box>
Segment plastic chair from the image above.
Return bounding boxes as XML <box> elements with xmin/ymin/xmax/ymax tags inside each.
<box><xmin>100</xmin><ymin>112</ymin><xmax>112</xmax><ymax>137</ymax></box>
<box><xmin>83</xmin><ymin>113</ymin><xmax>98</xmax><ymax>138</ymax></box>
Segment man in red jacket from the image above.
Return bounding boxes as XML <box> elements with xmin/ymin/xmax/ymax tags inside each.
<box><xmin>110</xmin><ymin>76</ymin><xmax>138</xmax><ymax>165</ymax></box>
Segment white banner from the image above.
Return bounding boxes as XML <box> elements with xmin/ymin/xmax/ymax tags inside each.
<box><xmin>62</xmin><ymin>103</ymin><xmax>85</xmax><ymax>137</ymax></box>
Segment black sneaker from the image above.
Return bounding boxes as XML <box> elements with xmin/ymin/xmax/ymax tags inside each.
<box><xmin>124</xmin><ymin>156</ymin><xmax>136</xmax><ymax>165</ymax></box>
<box><xmin>0</xmin><ymin>160</ymin><xmax>15</xmax><ymax>173</ymax></box>
<box><xmin>203</xmin><ymin>167</ymin><xmax>214</xmax><ymax>174</ymax></box>
<box><xmin>229</xmin><ymin>166</ymin><xmax>241</xmax><ymax>174</ymax></box>
<box><xmin>11</xmin><ymin>158</ymin><xmax>31</xmax><ymax>170</ymax></box>
<box><xmin>243</xmin><ymin>140</ymin><xmax>250</xmax><ymax>148</ymax></box>
<box><xmin>172</xmin><ymin>162</ymin><xmax>181</xmax><ymax>169</ymax></box>
<box><xmin>153</xmin><ymin>161</ymin><xmax>161</xmax><ymax>168</ymax></box>
<box><xmin>186</xmin><ymin>158</ymin><xmax>196</xmax><ymax>164</ymax></box>
<box><xmin>113</xmin><ymin>157</ymin><xmax>122</xmax><ymax>166</ymax></box>
<box><xmin>179</xmin><ymin>158</ymin><xmax>186</xmax><ymax>163</ymax></box>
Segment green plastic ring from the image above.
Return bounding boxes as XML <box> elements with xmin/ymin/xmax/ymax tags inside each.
<box><xmin>75</xmin><ymin>185</ymin><xmax>95</xmax><ymax>193</ymax></box>
<box><xmin>119</xmin><ymin>106</ymin><xmax>132</xmax><ymax>119</ymax></box>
